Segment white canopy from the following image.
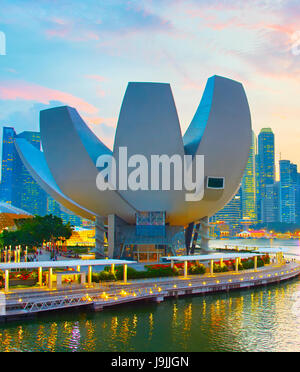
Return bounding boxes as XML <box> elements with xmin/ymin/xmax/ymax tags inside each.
<box><xmin>0</xmin><ymin>259</ymin><xmax>136</xmax><ymax>271</ymax></box>
<box><xmin>162</xmin><ymin>253</ymin><xmax>261</xmax><ymax>262</ymax></box>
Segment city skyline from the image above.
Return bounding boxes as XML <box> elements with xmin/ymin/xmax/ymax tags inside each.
<box><xmin>4</xmin><ymin>122</ymin><xmax>300</xmax><ymax>230</ymax></box>
<box><xmin>0</xmin><ymin>0</ymin><xmax>299</xmax><ymax>172</ymax></box>
<box><xmin>0</xmin><ymin>125</ymin><xmax>87</xmax><ymax>226</ymax></box>
<box><xmin>213</xmin><ymin>126</ymin><xmax>300</xmax><ymax>229</ymax></box>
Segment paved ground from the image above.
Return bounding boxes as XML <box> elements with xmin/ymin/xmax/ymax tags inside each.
<box><xmin>1</xmin><ymin>261</ymin><xmax>299</xmax><ymax>322</ymax></box>
<box><xmin>4</xmin><ymin>261</ymin><xmax>298</xmax><ymax>299</ymax></box>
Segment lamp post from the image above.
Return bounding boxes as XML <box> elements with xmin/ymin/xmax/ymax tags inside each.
<box><xmin>123</xmin><ymin>264</ymin><xmax>128</xmax><ymax>284</ymax></box>
<box><xmin>210</xmin><ymin>259</ymin><xmax>214</xmax><ymax>276</ymax></box>
<box><xmin>184</xmin><ymin>260</ymin><xmax>188</xmax><ymax>278</ymax></box>
<box><xmin>38</xmin><ymin>267</ymin><xmax>43</xmax><ymax>287</ymax></box>
<box><xmin>254</xmin><ymin>256</ymin><xmax>257</xmax><ymax>272</ymax></box>
<box><xmin>88</xmin><ymin>266</ymin><xmax>92</xmax><ymax>286</ymax></box>
<box><xmin>235</xmin><ymin>258</ymin><xmax>239</xmax><ymax>273</ymax></box>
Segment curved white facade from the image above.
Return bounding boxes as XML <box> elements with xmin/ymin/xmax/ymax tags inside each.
<box><xmin>15</xmin><ymin>75</ymin><xmax>252</xmax><ymax>227</ymax></box>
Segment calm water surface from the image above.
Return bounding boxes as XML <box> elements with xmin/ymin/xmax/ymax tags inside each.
<box><xmin>1</xmin><ymin>239</ymin><xmax>300</xmax><ymax>352</ymax></box>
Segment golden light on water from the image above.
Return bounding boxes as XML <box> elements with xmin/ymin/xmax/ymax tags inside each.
<box><xmin>0</xmin><ymin>259</ymin><xmax>300</xmax><ymax>351</ymax></box>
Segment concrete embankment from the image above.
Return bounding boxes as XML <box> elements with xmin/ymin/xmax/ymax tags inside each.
<box><xmin>0</xmin><ymin>262</ymin><xmax>299</xmax><ymax>323</ymax></box>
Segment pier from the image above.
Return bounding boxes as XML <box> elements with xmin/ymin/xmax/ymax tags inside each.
<box><xmin>1</xmin><ymin>260</ymin><xmax>299</xmax><ymax>323</ymax></box>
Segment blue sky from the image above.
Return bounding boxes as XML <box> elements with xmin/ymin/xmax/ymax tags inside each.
<box><xmin>0</xmin><ymin>0</ymin><xmax>300</xmax><ymax>172</ymax></box>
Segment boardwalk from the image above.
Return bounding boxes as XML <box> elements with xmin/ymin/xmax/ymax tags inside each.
<box><xmin>1</xmin><ymin>261</ymin><xmax>300</xmax><ymax>323</ymax></box>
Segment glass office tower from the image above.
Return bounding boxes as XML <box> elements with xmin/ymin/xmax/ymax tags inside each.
<box><xmin>241</xmin><ymin>131</ymin><xmax>256</xmax><ymax>222</ymax></box>
<box><xmin>280</xmin><ymin>160</ymin><xmax>296</xmax><ymax>224</ymax></box>
<box><xmin>256</xmin><ymin>128</ymin><xmax>275</xmax><ymax>223</ymax></box>
<box><xmin>0</xmin><ymin>127</ymin><xmax>17</xmax><ymax>204</ymax></box>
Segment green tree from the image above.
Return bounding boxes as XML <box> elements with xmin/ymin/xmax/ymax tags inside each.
<box><xmin>0</xmin><ymin>214</ymin><xmax>73</xmax><ymax>248</ymax></box>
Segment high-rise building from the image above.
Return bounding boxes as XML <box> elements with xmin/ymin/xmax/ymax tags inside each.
<box><xmin>47</xmin><ymin>196</ymin><xmax>86</xmax><ymax>227</ymax></box>
<box><xmin>279</xmin><ymin>160</ymin><xmax>296</xmax><ymax>224</ymax></box>
<box><xmin>0</xmin><ymin>127</ymin><xmax>47</xmax><ymax>215</ymax></box>
<box><xmin>211</xmin><ymin>187</ymin><xmax>242</xmax><ymax>228</ymax></box>
<box><xmin>0</xmin><ymin>127</ymin><xmax>17</xmax><ymax>204</ymax></box>
<box><xmin>256</xmin><ymin>128</ymin><xmax>275</xmax><ymax>223</ymax></box>
<box><xmin>14</xmin><ymin>131</ymin><xmax>47</xmax><ymax>215</ymax></box>
<box><xmin>264</xmin><ymin>182</ymin><xmax>280</xmax><ymax>223</ymax></box>
<box><xmin>241</xmin><ymin>131</ymin><xmax>256</xmax><ymax>222</ymax></box>
<box><xmin>296</xmin><ymin>173</ymin><xmax>300</xmax><ymax>224</ymax></box>
<box><xmin>0</xmin><ymin>126</ymin><xmax>85</xmax><ymax>225</ymax></box>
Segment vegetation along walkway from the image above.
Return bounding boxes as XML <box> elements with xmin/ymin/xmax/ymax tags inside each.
<box><xmin>0</xmin><ymin>260</ymin><xmax>299</xmax><ymax>323</ymax></box>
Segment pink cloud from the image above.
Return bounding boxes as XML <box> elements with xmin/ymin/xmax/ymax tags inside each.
<box><xmin>84</xmin><ymin>116</ymin><xmax>117</xmax><ymax>151</ymax></box>
<box><xmin>83</xmin><ymin>115</ymin><xmax>117</xmax><ymax>127</ymax></box>
<box><xmin>85</xmin><ymin>74</ymin><xmax>106</xmax><ymax>83</ymax></box>
<box><xmin>45</xmin><ymin>20</ymin><xmax>100</xmax><ymax>42</ymax></box>
<box><xmin>85</xmin><ymin>74</ymin><xmax>107</xmax><ymax>97</ymax></box>
<box><xmin>0</xmin><ymin>80</ymin><xmax>99</xmax><ymax>114</ymax></box>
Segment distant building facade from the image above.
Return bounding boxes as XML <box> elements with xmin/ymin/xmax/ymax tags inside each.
<box><xmin>0</xmin><ymin>127</ymin><xmax>47</xmax><ymax>215</ymax></box>
<box><xmin>264</xmin><ymin>182</ymin><xmax>280</xmax><ymax>223</ymax></box>
<box><xmin>0</xmin><ymin>127</ymin><xmax>16</xmax><ymax>204</ymax></box>
<box><xmin>47</xmin><ymin>196</ymin><xmax>88</xmax><ymax>227</ymax></box>
<box><xmin>256</xmin><ymin>128</ymin><xmax>275</xmax><ymax>223</ymax></box>
<box><xmin>279</xmin><ymin>160</ymin><xmax>296</xmax><ymax>224</ymax></box>
<box><xmin>212</xmin><ymin>126</ymin><xmax>300</xmax><ymax>230</ymax></box>
<box><xmin>211</xmin><ymin>187</ymin><xmax>242</xmax><ymax>229</ymax></box>
<box><xmin>241</xmin><ymin>131</ymin><xmax>256</xmax><ymax>222</ymax></box>
<box><xmin>0</xmin><ymin>126</ymin><xmax>86</xmax><ymax>225</ymax></box>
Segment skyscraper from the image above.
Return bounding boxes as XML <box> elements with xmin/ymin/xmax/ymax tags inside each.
<box><xmin>256</xmin><ymin>128</ymin><xmax>275</xmax><ymax>223</ymax></box>
<box><xmin>0</xmin><ymin>127</ymin><xmax>17</xmax><ymax>204</ymax></box>
<box><xmin>264</xmin><ymin>182</ymin><xmax>280</xmax><ymax>223</ymax></box>
<box><xmin>14</xmin><ymin>131</ymin><xmax>47</xmax><ymax>215</ymax></box>
<box><xmin>241</xmin><ymin>131</ymin><xmax>256</xmax><ymax>222</ymax></box>
<box><xmin>47</xmin><ymin>196</ymin><xmax>85</xmax><ymax>226</ymax></box>
<box><xmin>296</xmin><ymin>173</ymin><xmax>300</xmax><ymax>224</ymax></box>
<box><xmin>0</xmin><ymin>126</ymin><xmax>84</xmax><ymax>223</ymax></box>
<box><xmin>211</xmin><ymin>187</ymin><xmax>242</xmax><ymax>228</ymax></box>
<box><xmin>279</xmin><ymin>160</ymin><xmax>296</xmax><ymax>224</ymax></box>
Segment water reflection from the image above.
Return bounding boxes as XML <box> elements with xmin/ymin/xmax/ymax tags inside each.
<box><xmin>1</xmin><ymin>279</ymin><xmax>300</xmax><ymax>351</ymax></box>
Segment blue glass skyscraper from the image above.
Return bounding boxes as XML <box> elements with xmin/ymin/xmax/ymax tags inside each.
<box><xmin>280</xmin><ymin>160</ymin><xmax>296</xmax><ymax>224</ymax></box>
<box><xmin>210</xmin><ymin>187</ymin><xmax>242</xmax><ymax>228</ymax></box>
<box><xmin>1</xmin><ymin>127</ymin><xmax>47</xmax><ymax>214</ymax></box>
<box><xmin>14</xmin><ymin>131</ymin><xmax>47</xmax><ymax>215</ymax></box>
<box><xmin>0</xmin><ymin>126</ymin><xmax>87</xmax><ymax>224</ymax></box>
<box><xmin>1</xmin><ymin>127</ymin><xmax>17</xmax><ymax>204</ymax></box>
<box><xmin>257</xmin><ymin>128</ymin><xmax>275</xmax><ymax>223</ymax></box>
<box><xmin>241</xmin><ymin>131</ymin><xmax>256</xmax><ymax>222</ymax></box>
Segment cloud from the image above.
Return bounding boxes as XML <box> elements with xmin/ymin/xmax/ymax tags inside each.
<box><xmin>83</xmin><ymin>116</ymin><xmax>117</xmax><ymax>150</ymax></box>
<box><xmin>85</xmin><ymin>74</ymin><xmax>106</xmax><ymax>82</ymax></box>
<box><xmin>0</xmin><ymin>80</ymin><xmax>99</xmax><ymax>114</ymax></box>
<box><xmin>41</xmin><ymin>0</ymin><xmax>173</xmax><ymax>43</ymax></box>
<box><xmin>0</xmin><ymin>100</ymin><xmax>63</xmax><ymax>132</ymax></box>
<box><xmin>85</xmin><ymin>75</ymin><xmax>107</xmax><ymax>97</ymax></box>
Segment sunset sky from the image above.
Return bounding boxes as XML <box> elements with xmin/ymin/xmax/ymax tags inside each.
<box><xmin>0</xmin><ymin>0</ymin><xmax>299</xmax><ymax>177</ymax></box>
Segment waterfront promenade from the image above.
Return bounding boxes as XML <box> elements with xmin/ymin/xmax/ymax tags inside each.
<box><xmin>1</xmin><ymin>259</ymin><xmax>299</xmax><ymax>323</ymax></box>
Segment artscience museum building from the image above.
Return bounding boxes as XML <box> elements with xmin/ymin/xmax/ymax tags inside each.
<box><xmin>15</xmin><ymin>75</ymin><xmax>252</xmax><ymax>261</ymax></box>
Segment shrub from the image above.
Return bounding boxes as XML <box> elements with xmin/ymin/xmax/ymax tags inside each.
<box><xmin>145</xmin><ymin>265</ymin><xmax>179</xmax><ymax>278</ymax></box>
<box><xmin>188</xmin><ymin>264</ymin><xmax>206</xmax><ymax>275</ymax></box>
<box><xmin>93</xmin><ymin>271</ymin><xmax>116</xmax><ymax>282</ymax></box>
<box><xmin>262</xmin><ymin>255</ymin><xmax>270</xmax><ymax>265</ymax></box>
<box><xmin>213</xmin><ymin>264</ymin><xmax>229</xmax><ymax>273</ymax></box>
<box><xmin>241</xmin><ymin>259</ymin><xmax>254</xmax><ymax>270</ymax></box>
<box><xmin>257</xmin><ymin>256</ymin><xmax>264</xmax><ymax>268</ymax></box>
<box><xmin>113</xmin><ymin>264</ymin><xmax>180</xmax><ymax>280</ymax></box>
<box><xmin>220</xmin><ymin>265</ymin><xmax>229</xmax><ymax>272</ymax></box>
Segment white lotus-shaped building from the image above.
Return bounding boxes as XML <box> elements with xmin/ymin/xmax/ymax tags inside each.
<box><xmin>15</xmin><ymin>75</ymin><xmax>251</xmax><ymax>259</ymax></box>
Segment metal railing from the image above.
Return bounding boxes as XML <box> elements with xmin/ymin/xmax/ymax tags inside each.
<box><xmin>4</xmin><ymin>262</ymin><xmax>300</xmax><ymax>315</ymax></box>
